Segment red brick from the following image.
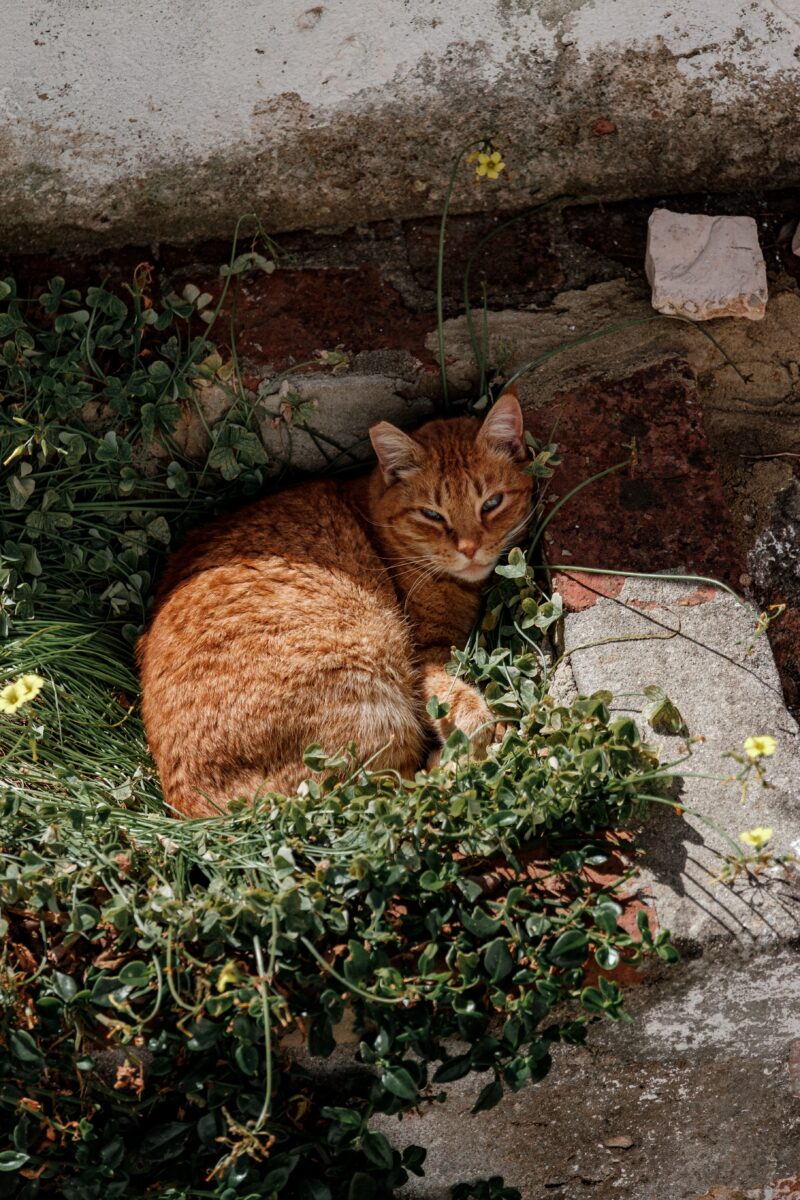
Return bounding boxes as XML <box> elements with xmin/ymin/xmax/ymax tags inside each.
<box><xmin>528</xmin><ymin>358</ymin><xmax>745</xmax><ymax>589</ymax></box>
<box><xmin>773</xmin><ymin>1179</ymin><xmax>800</xmax><ymax>1199</ymax></box>
<box><xmin>551</xmin><ymin>570</ymin><xmax>624</xmax><ymax>611</ymax></box>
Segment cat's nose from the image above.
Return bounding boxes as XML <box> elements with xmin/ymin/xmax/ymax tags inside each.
<box><xmin>457</xmin><ymin>539</ymin><xmax>478</xmax><ymax>559</ymax></box>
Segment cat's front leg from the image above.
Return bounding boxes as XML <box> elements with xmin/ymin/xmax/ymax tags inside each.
<box><xmin>419</xmin><ymin>650</ymin><xmax>496</xmax><ymax>764</ymax></box>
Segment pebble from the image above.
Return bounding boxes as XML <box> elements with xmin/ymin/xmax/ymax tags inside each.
<box><xmin>604</xmin><ymin>1134</ymin><xmax>634</xmax><ymax>1149</ymax></box>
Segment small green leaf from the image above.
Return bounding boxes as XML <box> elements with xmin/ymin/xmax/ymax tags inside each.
<box><xmin>548</xmin><ymin>929</ymin><xmax>589</xmax><ymax>967</ymax></box>
<box><xmin>419</xmin><ymin>870</ymin><xmax>446</xmax><ymax>891</ymax></box>
<box><xmin>0</xmin><ymin>1151</ymin><xmax>29</xmax><ymax>1172</ymax></box>
<box><xmin>471</xmin><ymin>1077</ymin><xmax>503</xmax><ymax>1113</ymax></box>
<box><xmin>235</xmin><ymin>1042</ymin><xmax>259</xmax><ymax>1075</ymax></box>
<box><xmin>53</xmin><ymin>971</ymin><xmax>78</xmax><ymax>1002</ymax></box>
<box><xmin>426</xmin><ymin>695</ymin><xmax>450</xmax><ymax>720</ymax></box>
<box><xmin>361</xmin><ymin>1130</ymin><xmax>394</xmax><ymax>1170</ymax></box>
<box><xmin>434</xmin><ymin>1052</ymin><xmax>473</xmax><ymax>1083</ymax></box>
<box><xmin>9</xmin><ymin>1030</ymin><xmax>45</xmax><ymax>1067</ymax></box>
<box><xmin>381</xmin><ymin>1067</ymin><xmax>418</xmax><ymax>1102</ymax></box>
<box><xmin>594</xmin><ymin>944</ymin><xmax>620</xmax><ymax>971</ymax></box>
<box><xmin>643</xmin><ymin>684</ymin><xmax>687</xmax><ymax>735</ymax></box>
<box><xmin>483</xmin><ymin>938</ymin><xmax>513</xmax><ymax>982</ymax></box>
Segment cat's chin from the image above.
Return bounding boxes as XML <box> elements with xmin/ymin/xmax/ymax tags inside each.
<box><xmin>451</xmin><ymin>560</ymin><xmax>497</xmax><ymax>583</ymax></box>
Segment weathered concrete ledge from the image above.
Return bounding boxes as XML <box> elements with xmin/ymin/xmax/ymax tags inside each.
<box><xmin>371</xmin><ymin>951</ymin><xmax>800</xmax><ymax>1198</ymax></box>
<box><xmin>3</xmin><ymin>1</ymin><xmax>800</xmax><ymax>250</ymax></box>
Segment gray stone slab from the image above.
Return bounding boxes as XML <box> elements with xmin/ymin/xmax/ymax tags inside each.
<box><xmin>554</xmin><ymin>575</ymin><xmax>800</xmax><ymax>946</ymax></box>
<box><xmin>371</xmin><ymin>951</ymin><xmax>800</xmax><ymax>1199</ymax></box>
<box><xmin>257</xmin><ymin>371</ymin><xmax>434</xmax><ymax>473</ymax></box>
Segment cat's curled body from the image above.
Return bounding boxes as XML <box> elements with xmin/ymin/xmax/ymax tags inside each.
<box><xmin>137</xmin><ymin>395</ymin><xmax>533</xmax><ymax>816</ymax></box>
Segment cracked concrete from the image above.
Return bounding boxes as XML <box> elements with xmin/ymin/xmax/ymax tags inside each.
<box><xmin>3</xmin><ymin>2</ymin><xmax>800</xmax><ymax>248</ymax></box>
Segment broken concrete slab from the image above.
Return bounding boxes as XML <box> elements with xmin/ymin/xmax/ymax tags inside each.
<box><xmin>645</xmin><ymin>210</ymin><xmax>768</xmax><ymax>321</ymax></box>
<box><xmin>152</xmin><ymin>366</ymin><xmax>435</xmax><ymax>474</ymax></box>
<box><xmin>552</xmin><ymin>574</ymin><xmax>800</xmax><ymax>945</ymax></box>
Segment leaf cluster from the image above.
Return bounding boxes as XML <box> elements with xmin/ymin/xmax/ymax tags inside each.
<box><xmin>0</xmin><ymin>265</ymin><xmax>273</xmax><ymax>639</ymax></box>
<box><xmin>0</xmin><ymin>267</ymin><xmax>678</xmax><ymax>1198</ymax></box>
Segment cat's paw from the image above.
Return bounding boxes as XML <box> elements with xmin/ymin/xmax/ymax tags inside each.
<box><xmin>449</xmin><ymin>685</ymin><xmax>496</xmax><ymax>758</ymax></box>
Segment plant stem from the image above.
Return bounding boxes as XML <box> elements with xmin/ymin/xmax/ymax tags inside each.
<box><xmin>437</xmin><ymin>141</ymin><xmax>482</xmax><ymax>413</ymax></box>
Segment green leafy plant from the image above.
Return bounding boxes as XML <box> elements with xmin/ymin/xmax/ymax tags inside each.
<box><xmin>0</xmin><ymin>540</ymin><xmax>679</xmax><ymax>1198</ymax></box>
<box><xmin>0</xmin><ymin>174</ymin><xmax>735</xmax><ymax>1197</ymax></box>
<box><xmin>0</xmin><ymin>268</ymin><xmax>680</xmax><ymax>1190</ymax></box>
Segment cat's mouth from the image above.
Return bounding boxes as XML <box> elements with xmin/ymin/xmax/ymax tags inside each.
<box><xmin>453</xmin><ymin>559</ymin><xmax>496</xmax><ymax>582</ymax></box>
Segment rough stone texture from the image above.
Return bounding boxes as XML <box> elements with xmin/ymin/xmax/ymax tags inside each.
<box><xmin>161</xmin><ymin>365</ymin><xmax>435</xmax><ymax>475</ymax></box>
<box><xmin>749</xmin><ymin>480</ymin><xmax>800</xmax><ymax>611</ymax></box>
<box><xmin>554</xmin><ymin>575</ymin><xmax>800</xmax><ymax>945</ymax></box>
<box><xmin>645</xmin><ymin>210</ymin><xmax>768</xmax><ymax>321</ymax></box>
<box><xmin>4</xmin><ymin>3</ymin><xmax>800</xmax><ymax>249</ymax></box>
<box><xmin>749</xmin><ymin>481</ymin><xmax>800</xmax><ymax>716</ymax></box>
<box><xmin>434</xmin><ymin>279</ymin><xmax>800</xmax><ymax>713</ymax></box>
<box><xmin>527</xmin><ymin>357</ymin><xmax>744</xmax><ymax>587</ymax></box>
<box><xmin>366</xmin><ymin>953</ymin><xmax>800</xmax><ymax>1199</ymax></box>
<box><xmin>256</xmin><ymin>369</ymin><xmax>435</xmax><ymax>472</ymax></box>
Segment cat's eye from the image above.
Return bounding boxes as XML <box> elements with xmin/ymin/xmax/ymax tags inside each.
<box><xmin>481</xmin><ymin>493</ymin><xmax>503</xmax><ymax>513</ymax></box>
<box><xmin>420</xmin><ymin>508</ymin><xmax>445</xmax><ymax>522</ymax></box>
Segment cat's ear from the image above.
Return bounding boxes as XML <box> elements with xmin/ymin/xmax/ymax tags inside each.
<box><xmin>478</xmin><ymin>390</ymin><xmax>525</xmax><ymax>458</ymax></box>
<box><xmin>369</xmin><ymin>422</ymin><xmax>423</xmax><ymax>484</ymax></box>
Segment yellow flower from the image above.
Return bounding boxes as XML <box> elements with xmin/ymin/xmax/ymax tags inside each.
<box><xmin>215</xmin><ymin>962</ymin><xmax>243</xmax><ymax>993</ymax></box>
<box><xmin>0</xmin><ymin>673</ymin><xmax>45</xmax><ymax>715</ymax></box>
<box><xmin>475</xmin><ymin>150</ymin><xmax>505</xmax><ymax>181</ymax></box>
<box><xmin>743</xmin><ymin>735</ymin><xmax>777</xmax><ymax>761</ymax></box>
<box><xmin>739</xmin><ymin>826</ymin><xmax>774</xmax><ymax>852</ymax></box>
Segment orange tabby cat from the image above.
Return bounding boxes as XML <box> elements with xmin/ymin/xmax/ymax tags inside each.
<box><xmin>137</xmin><ymin>394</ymin><xmax>533</xmax><ymax>816</ymax></box>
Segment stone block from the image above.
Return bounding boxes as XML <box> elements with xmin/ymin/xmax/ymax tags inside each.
<box><xmin>257</xmin><ymin>371</ymin><xmax>434</xmax><ymax>473</ymax></box>
<box><xmin>555</xmin><ymin>574</ymin><xmax>800</xmax><ymax>945</ymax></box>
<box><xmin>645</xmin><ymin>209</ymin><xmax>768</xmax><ymax>321</ymax></box>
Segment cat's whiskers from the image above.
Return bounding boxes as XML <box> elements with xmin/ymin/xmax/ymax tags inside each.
<box><xmin>501</xmin><ymin>510</ymin><xmax>534</xmax><ymax>552</ymax></box>
<box><xmin>386</xmin><ymin>554</ymin><xmax>441</xmax><ymax>584</ymax></box>
<box><xmin>388</xmin><ymin>553</ymin><xmax>438</xmax><ymax>572</ymax></box>
<box><xmin>401</xmin><ymin>561</ymin><xmax>444</xmax><ymax>613</ymax></box>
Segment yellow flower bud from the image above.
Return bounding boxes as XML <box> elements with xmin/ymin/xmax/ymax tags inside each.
<box><xmin>739</xmin><ymin>827</ymin><xmax>774</xmax><ymax>852</ymax></box>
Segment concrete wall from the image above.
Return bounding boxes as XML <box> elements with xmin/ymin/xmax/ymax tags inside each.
<box><xmin>2</xmin><ymin>0</ymin><xmax>800</xmax><ymax>250</ymax></box>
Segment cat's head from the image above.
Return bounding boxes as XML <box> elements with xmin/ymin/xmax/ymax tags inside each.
<box><xmin>368</xmin><ymin>393</ymin><xmax>535</xmax><ymax>584</ymax></box>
